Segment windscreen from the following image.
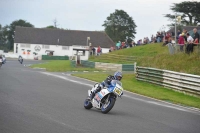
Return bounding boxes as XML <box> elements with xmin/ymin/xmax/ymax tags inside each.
<box><xmin>111</xmin><ymin>80</ymin><xmax>122</xmax><ymax>87</ymax></box>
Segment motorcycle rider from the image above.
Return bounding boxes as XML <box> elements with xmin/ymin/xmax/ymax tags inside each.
<box><xmin>89</xmin><ymin>71</ymin><xmax>123</xmax><ymax>101</ymax></box>
<box><xmin>18</xmin><ymin>55</ymin><xmax>23</xmax><ymax>64</ymax></box>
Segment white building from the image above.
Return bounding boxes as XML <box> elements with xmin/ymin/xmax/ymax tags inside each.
<box><xmin>14</xmin><ymin>27</ymin><xmax>115</xmax><ymax>60</ymax></box>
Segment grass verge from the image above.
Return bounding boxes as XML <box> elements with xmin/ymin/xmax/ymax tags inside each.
<box><xmin>72</xmin><ymin>73</ymin><xmax>200</xmax><ymax>109</ymax></box>
<box><xmin>30</xmin><ymin>60</ymin><xmax>99</xmax><ymax>72</ymax></box>
<box><xmin>89</xmin><ymin>43</ymin><xmax>200</xmax><ymax>75</ymax></box>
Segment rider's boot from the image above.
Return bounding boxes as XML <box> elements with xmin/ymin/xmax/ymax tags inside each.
<box><xmin>88</xmin><ymin>85</ymin><xmax>102</xmax><ymax>101</ymax></box>
<box><xmin>89</xmin><ymin>91</ymin><xmax>96</xmax><ymax>101</ymax></box>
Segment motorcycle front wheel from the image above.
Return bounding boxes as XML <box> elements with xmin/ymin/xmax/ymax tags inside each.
<box><xmin>84</xmin><ymin>99</ymin><xmax>93</xmax><ymax>109</ymax></box>
<box><xmin>101</xmin><ymin>97</ymin><xmax>116</xmax><ymax>114</ymax></box>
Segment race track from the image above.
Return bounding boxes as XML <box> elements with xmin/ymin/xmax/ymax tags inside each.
<box><xmin>0</xmin><ymin>59</ymin><xmax>200</xmax><ymax>133</ymax></box>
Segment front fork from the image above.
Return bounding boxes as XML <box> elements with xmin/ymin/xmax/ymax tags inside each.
<box><xmin>105</xmin><ymin>94</ymin><xmax>110</xmax><ymax>104</ymax></box>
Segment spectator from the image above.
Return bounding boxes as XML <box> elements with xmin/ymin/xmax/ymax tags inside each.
<box><xmin>166</xmin><ymin>32</ymin><xmax>170</xmax><ymax>43</ymax></box>
<box><xmin>178</xmin><ymin>33</ymin><xmax>185</xmax><ymax>52</ymax></box>
<box><xmin>137</xmin><ymin>40</ymin><xmax>140</xmax><ymax>45</ymax></box>
<box><xmin>97</xmin><ymin>46</ymin><xmax>101</xmax><ymax>56</ymax></box>
<box><xmin>193</xmin><ymin>28</ymin><xmax>199</xmax><ymax>45</ymax></box>
<box><xmin>186</xmin><ymin>33</ymin><xmax>194</xmax><ymax>54</ymax></box>
<box><xmin>132</xmin><ymin>41</ymin><xmax>136</xmax><ymax>47</ymax></box>
<box><xmin>143</xmin><ymin>37</ymin><xmax>147</xmax><ymax>44</ymax></box>
<box><xmin>116</xmin><ymin>41</ymin><xmax>121</xmax><ymax>50</ymax></box>
<box><xmin>171</xmin><ymin>31</ymin><xmax>175</xmax><ymax>37</ymax></box>
<box><xmin>129</xmin><ymin>42</ymin><xmax>133</xmax><ymax>47</ymax></box>
<box><xmin>109</xmin><ymin>46</ymin><xmax>114</xmax><ymax>52</ymax></box>
<box><xmin>121</xmin><ymin>42</ymin><xmax>125</xmax><ymax>49</ymax></box>
<box><xmin>146</xmin><ymin>37</ymin><xmax>150</xmax><ymax>44</ymax></box>
<box><xmin>182</xmin><ymin>29</ymin><xmax>187</xmax><ymax>42</ymax></box>
<box><xmin>92</xmin><ymin>47</ymin><xmax>96</xmax><ymax>55</ymax></box>
<box><xmin>151</xmin><ymin>35</ymin><xmax>154</xmax><ymax>43</ymax></box>
<box><xmin>125</xmin><ymin>42</ymin><xmax>129</xmax><ymax>48</ymax></box>
<box><xmin>156</xmin><ymin>32</ymin><xmax>161</xmax><ymax>43</ymax></box>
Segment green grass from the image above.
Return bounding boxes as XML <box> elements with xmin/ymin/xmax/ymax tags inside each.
<box><xmin>89</xmin><ymin>43</ymin><xmax>200</xmax><ymax>75</ymax></box>
<box><xmin>72</xmin><ymin>73</ymin><xmax>200</xmax><ymax>109</ymax></box>
<box><xmin>30</xmin><ymin>60</ymin><xmax>98</xmax><ymax>72</ymax></box>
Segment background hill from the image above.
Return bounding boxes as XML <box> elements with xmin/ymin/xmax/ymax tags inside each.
<box><xmin>89</xmin><ymin>43</ymin><xmax>200</xmax><ymax>75</ymax></box>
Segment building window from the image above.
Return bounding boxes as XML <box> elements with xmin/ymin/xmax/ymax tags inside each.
<box><xmin>20</xmin><ymin>44</ymin><xmax>30</xmax><ymax>48</ymax></box>
<box><xmin>42</xmin><ymin>45</ymin><xmax>50</xmax><ymax>49</ymax></box>
<box><xmin>62</xmin><ymin>46</ymin><xmax>69</xmax><ymax>50</ymax></box>
<box><xmin>20</xmin><ymin>44</ymin><xmax>26</xmax><ymax>48</ymax></box>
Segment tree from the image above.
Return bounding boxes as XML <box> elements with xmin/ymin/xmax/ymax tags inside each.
<box><xmin>0</xmin><ymin>24</ymin><xmax>9</xmax><ymax>51</ymax></box>
<box><xmin>165</xmin><ymin>1</ymin><xmax>200</xmax><ymax>26</ymax></box>
<box><xmin>102</xmin><ymin>9</ymin><xmax>137</xmax><ymax>42</ymax></box>
<box><xmin>46</xmin><ymin>25</ymin><xmax>57</xmax><ymax>29</ymax></box>
<box><xmin>7</xmin><ymin>19</ymin><xmax>34</xmax><ymax>50</ymax></box>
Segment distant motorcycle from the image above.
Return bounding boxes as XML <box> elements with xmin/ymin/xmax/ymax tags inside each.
<box><xmin>84</xmin><ymin>80</ymin><xmax>124</xmax><ymax>114</ymax></box>
<box><xmin>18</xmin><ymin>58</ymin><xmax>23</xmax><ymax>64</ymax></box>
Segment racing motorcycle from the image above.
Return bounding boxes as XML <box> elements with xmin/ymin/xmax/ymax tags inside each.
<box><xmin>84</xmin><ymin>80</ymin><xmax>123</xmax><ymax>114</ymax></box>
<box><xmin>18</xmin><ymin>57</ymin><xmax>23</xmax><ymax>64</ymax></box>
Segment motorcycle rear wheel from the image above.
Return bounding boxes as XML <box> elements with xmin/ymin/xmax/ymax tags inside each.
<box><xmin>101</xmin><ymin>97</ymin><xmax>115</xmax><ymax>114</ymax></box>
<box><xmin>84</xmin><ymin>99</ymin><xmax>93</xmax><ymax>109</ymax></box>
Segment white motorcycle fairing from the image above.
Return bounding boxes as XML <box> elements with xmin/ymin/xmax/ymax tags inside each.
<box><xmin>91</xmin><ymin>89</ymin><xmax>110</xmax><ymax>109</ymax></box>
<box><xmin>84</xmin><ymin>80</ymin><xmax>123</xmax><ymax>114</ymax></box>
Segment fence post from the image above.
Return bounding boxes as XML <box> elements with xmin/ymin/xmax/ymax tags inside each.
<box><xmin>134</xmin><ymin>62</ymin><xmax>137</xmax><ymax>73</ymax></box>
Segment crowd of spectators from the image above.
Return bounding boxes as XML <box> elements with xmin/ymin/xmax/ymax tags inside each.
<box><xmin>90</xmin><ymin>27</ymin><xmax>199</xmax><ymax>56</ymax></box>
<box><xmin>136</xmin><ymin>28</ymin><xmax>199</xmax><ymax>54</ymax></box>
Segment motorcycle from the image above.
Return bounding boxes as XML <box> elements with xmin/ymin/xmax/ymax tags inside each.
<box><xmin>18</xmin><ymin>58</ymin><xmax>23</xmax><ymax>64</ymax></box>
<box><xmin>84</xmin><ymin>80</ymin><xmax>123</xmax><ymax>114</ymax></box>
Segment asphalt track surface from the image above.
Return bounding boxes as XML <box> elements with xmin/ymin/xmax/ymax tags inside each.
<box><xmin>0</xmin><ymin>59</ymin><xmax>200</xmax><ymax>133</ymax></box>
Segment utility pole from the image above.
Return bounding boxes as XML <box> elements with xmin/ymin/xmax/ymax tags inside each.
<box><xmin>53</xmin><ymin>18</ymin><xmax>58</xmax><ymax>28</ymax></box>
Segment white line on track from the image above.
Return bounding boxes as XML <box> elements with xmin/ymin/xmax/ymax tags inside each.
<box><xmin>40</xmin><ymin>72</ymin><xmax>200</xmax><ymax>114</ymax></box>
<box><xmin>41</xmin><ymin>72</ymin><xmax>93</xmax><ymax>87</ymax></box>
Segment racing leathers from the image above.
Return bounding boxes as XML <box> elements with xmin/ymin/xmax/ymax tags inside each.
<box><xmin>89</xmin><ymin>75</ymin><xmax>115</xmax><ymax>100</ymax></box>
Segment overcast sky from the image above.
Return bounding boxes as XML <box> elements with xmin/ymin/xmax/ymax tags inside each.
<box><xmin>0</xmin><ymin>0</ymin><xmax>190</xmax><ymax>41</ymax></box>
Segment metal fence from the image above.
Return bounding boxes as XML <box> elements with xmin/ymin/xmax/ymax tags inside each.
<box><xmin>168</xmin><ymin>43</ymin><xmax>200</xmax><ymax>55</ymax></box>
<box><xmin>136</xmin><ymin>66</ymin><xmax>200</xmax><ymax>96</ymax></box>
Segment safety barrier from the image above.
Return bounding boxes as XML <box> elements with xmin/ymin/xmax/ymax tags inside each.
<box><xmin>81</xmin><ymin>60</ymin><xmax>95</xmax><ymax>68</ymax></box>
<box><xmin>70</xmin><ymin>60</ymin><xmax>76</xmax><ymax>67</ymax></box>
<box><xmin>95</xmin><ymin>62</ymin><xmax>122</xmax><ymax>71</ymax></box>
<box><xmin>93</xmin><ymin>53</ymin><xmax>137</xmax><ymax>63</ymax></box>
<box><xmin>42</xmin><ymin>55</ymin><xmax>69</xmax><ymax>60</ymax></box>
<box><xmin>122</xmin><ymin>64</ymin><xmax>136</xmax><ymax>71</ymax></box>
<box><xmin>136</xmin><ymin>66</ymin><xmax>200</xmax><ymax>96</ymax></box>
<box><xmin>70</xmin><ymin>60</ymin><xmax>136</xmax><ymax>71</ymax></box>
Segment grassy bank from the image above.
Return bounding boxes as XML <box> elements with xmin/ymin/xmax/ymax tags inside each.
<box><xmin>89</xmin><ymin>43</ymin><xmax>200</xmax><ymax>75</ymax></box>
<box><xmin>72</xmin><ymin>73</ymin><xmax>200</xmax><ymax>109</ymax></box>
<box><xmin>30</xmin><ymin>60</ymin><xmax>98</xmax><ymax>72</ymax></box>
